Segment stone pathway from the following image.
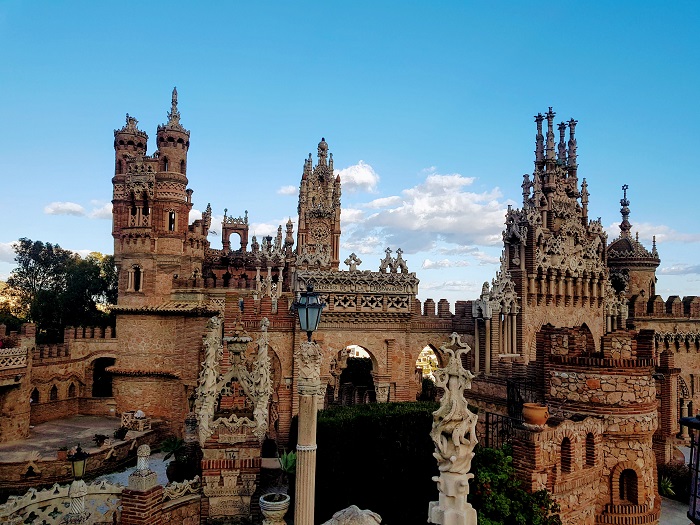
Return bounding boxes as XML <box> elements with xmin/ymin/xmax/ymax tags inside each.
<box><xmin>660</xmin><ymin>496</ymin><xmax>691</xmax><ymax>524</ymax></box>
<box><xmin>0</xmin><ymin>415</ymin><xmax>148</xmax><ymax>462</ymax></box>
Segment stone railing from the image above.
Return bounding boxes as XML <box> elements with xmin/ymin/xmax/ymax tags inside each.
<box><xmin>0</xmin><ymin>347</ymin><xmax>27</xmax><ymax>371</ymax></box>
<box><xmin>0</xmin><ymin>479</ymin><xmax>123</xmax><ymax>525</ymax></box>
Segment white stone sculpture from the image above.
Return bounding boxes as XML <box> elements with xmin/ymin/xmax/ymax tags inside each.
<box><xmin>321</xmin><ymin>505</ymin><xmax>382</xmax><ymax>525</ymax></box>
<box><xmin>428</xmin><ymin>332</ymin><xmax>478</xmax><ymax>525</ymax></box>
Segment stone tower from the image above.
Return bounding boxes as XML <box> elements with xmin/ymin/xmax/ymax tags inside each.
<box><xmin>111</xmin><ymin>88</ymin><xmax>211</xmax><ymax>307</ymax></box>
<box><xmin>296</xmin><ymin>138</ymin><xmax>342</xmax><ymax>271</ymax></box>
<box><xmin>607</xmin><ymin>184</ymin><xmax>660</xmax><ymax>300</ymax></box>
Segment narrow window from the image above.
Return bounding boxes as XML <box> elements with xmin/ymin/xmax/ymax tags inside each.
<box><xmin>163</xmin><ymin>157</ymin><xmax>169</xmax><ymax>172</ymax></box>
<box><xmin>561</xmin><ymin>437</ymin><xmax>573</xmax><ymax>473</ymax></box>
<box><xmin>168</xmin><ymin>211</ymin><xmax>176</xmax><ymax>231</ymax></box>
<box><xmin>133</xmin><ymin>266</ymin><xmax>142</xmax><ymax>292</ymax></box>
<box><xmin>117</xmin><ymin>160</ymin><xmax>123</xmax><ymax>174</ymax></box>
<box><xmin>180</xmin><ymin>159</ymin><xmax>186</xmax><ymax>173</ymax></box>
<box><xmin>585</xmin><ymin>433</ymin><xmax>595</xmax><ymax>467</ymax></box>
<box><xmin>68</xmin><ymin>383</ymin><xmax>76</xmax><ymax>398</ymax></box>
<box><xmin>49</xmin><ymin>385</ymin><xmax>58</xmax><ymax>401</ymax></box>
<box><xmin>31</xmin><ymin>388</ymin><xmax>40</xmax><ymax>403</ymax></box>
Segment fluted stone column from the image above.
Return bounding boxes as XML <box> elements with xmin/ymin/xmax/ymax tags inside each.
<box><xmin>294</xmin><ymin>340</ymin><xmax>322</xmax><ymax>525</ymax></box>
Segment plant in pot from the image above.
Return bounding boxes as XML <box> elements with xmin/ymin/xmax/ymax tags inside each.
<box><xmin>113</xmin><ymin>426</ymin><xmax>129</xmax><ymax>441</ymax></box>
<box><xmin>93</xmin><ymin>433</ymin><xmax>109</xmax><ymax>447</ymax></box>
<box><xmin>259</xmin><ymin>450</ymin><xmax>296</xmax><ymax>525</ymax></box>
<box><xmin>162</xmin><ymin>437</ymin><xmax>202</xmax><ymax>483</ymax></box>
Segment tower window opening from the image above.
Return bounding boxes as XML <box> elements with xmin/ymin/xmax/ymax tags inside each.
<box><xmin>585</xmin><ymin>433</ymin><xmax>595</xmax><ymax>467</ymax></box>
<box><xmin>180</xmin><ymin>160</ymin><xmax>185</xmax><ymax>173</ymax></box>
<box><xmin>31</xmin><ymin>388</ymin><xmax>39</xmax><ymax>404</ymax></box>
<box><xmin>68</xmin><ymin>382</ymin><xmax>76</xmax><ymax>398</ymax></box>
<box><xmin>117</xmin><ymin>160</ymin><xmax>123</xmax><ymax>174</ymax></box>
<box><xmin>561</xmin><ymin>437</ymin><xmax>573</xmax><ymax>473</ymax></box>
<box><xmin>142</xmin><ymin>192</ymin><xmax>149</xmax><ymax>216</ymax></box>
<box><xmin>163</xmin><ymin>157</ymin><xmax>169</xmax><ymax>172</ymax></box>
<box><xmin>168</xmin><ymin>211</ymin><xmax>176</xmax><ymax>231</ymax></box>
<box><xmin>619</xmin><ymin>469</ymin><xmax>638</xmax><ymax>504</ymax></box>
<box><xmin>133</xmin><ymin>266</ymin><xmax>142</xmax><ymax>292</ymax></box>
<box><xmin>49</xmin><ymin>384</ymin><xmax>58</xmax><ymax>401</ymax></box>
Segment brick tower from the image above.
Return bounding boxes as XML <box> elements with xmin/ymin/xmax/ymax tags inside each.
<box><xmin>111</xmin><ymin>88</ymin><xmax>211</xmax><ymax>307</ymax></box>
<box><xmin>296</xmin><ymin>138</ymin><xmax>342</xmax><ymax>271</ymax></box>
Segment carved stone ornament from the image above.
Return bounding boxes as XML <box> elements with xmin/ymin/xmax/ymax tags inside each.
<box><xmin>195</xmin><ymin>316</ymin><xmax>273</xmax><ymax>445</ymax></box>
<box><xmin>295</xmin><ymin>340</ymin><xmax>323</xmax><ymax>396</ymax></box>
<box><xmin>428</xmin><ymin>333</ymin><xmax>478</xmax><ymax>525</ymax></box>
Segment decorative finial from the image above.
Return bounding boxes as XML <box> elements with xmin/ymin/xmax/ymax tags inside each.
<box><xmin>545</xmin><ymin>107</ymin><xmax>556</xmax><ymax>162</ymax></box>
<box><xmin>557</xmin><ymin>122</ymin><xmax>567</xmax><ymax>164</ymax></box>
<box><xmin>619</xmin><ymin>184</ymin><xmax>631</xmax><ymax>238</ymax></box>
<box><xmin>567</xmin><ymin>118</ymin><xmax>578</xmax><ymax>167</ymax></box>
<box><xmin>318</xmin><ymin>137</ymin><xmax>328</xmax><ymax>165</ymax></box>
<box><xmin>167</xmin><ymin>87</ymin><xmax>181</xmax><ymax>127</ymax></box>
<box><xmin>534</xmin><ymin>113</ymin><xmax>544</xmax><ymax>165</ymax></box>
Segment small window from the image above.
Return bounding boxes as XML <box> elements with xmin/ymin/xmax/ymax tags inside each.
<box><xmin>163</xmin><ymin>157</ymin><xmax>169</xmax><ymax>172</ymax></box>
<box><xmin>31</xmin><ymin>388</ymin><xmax>40</xmax><ymax>404</ymax></box>
<box><xmin>49</xmin><ymin>385</ymin><xmax>58</xmax><ymax>401</ymax></box>
<box><xmin>619</xmin><ymin>469</ymin><xmax>638</xmax><ymax>504</ymax></box>
<box><xmin>168</xmin><ymin>211</ymin><xmax>176</xmax><ymax>231</ymax></box>
<box><xmin>117</xmin><ymin>160</ymin><xmax>123</xmax><ymax>174</ymax></box>
<box><xmin>585</xmin><ymin>433</ymin><xmax>595</xmax><ymax>467</ymax></box>
<box><xmin>68</xmin><ymin>383</ymin><xmax>76</xmax><ymax>398</ymax></box>
<box><xmin>180</xmin><ymin>160</ymin><xmax>186</xmax><ymax>173</ymax></box>
<box><xmin>561</xmin><ymin>437</ymin><xmax>573</xmax><ymax>474</ymax></box>
<box><xmin>133</xmin><ymin>267</ymin><xmax>142</xmax><ymax>292</ymax></box>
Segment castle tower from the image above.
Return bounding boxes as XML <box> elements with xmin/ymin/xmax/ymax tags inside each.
<box><xmin>607</xmin><ymin>184</ymin><xmax>660</xmax><ymax>300</ymax></box>
<box><xmin>472</xmin><ymin>110</ymin><xmax>608</xmax><ymax>372</ymax></box>
<box><xmin>296</xmin><ymin>138</ymin><xmax>342</xmax><ymax>270</ymax></box>
<box><xmin>112</xmin><ymin>89</ymin><xmax>210</xmax><ymax>307</ymax></box>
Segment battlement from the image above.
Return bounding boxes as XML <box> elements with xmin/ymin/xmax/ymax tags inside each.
<box><xmin>63</xmin><ymin>325</ymin><xmax>116</xmax><ymax>340</ymax></box>
<box><xmin>629</xmin><ymin>294</ymin><xmax>700</xmax><ymax>318</ymax></box>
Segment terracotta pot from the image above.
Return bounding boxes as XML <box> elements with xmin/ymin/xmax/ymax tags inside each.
<box><xmin>260</xmin><ymin>492</ymin><xmax>290</xmax><ymax>525</ymax></box>
<box><xmin>522</xmin><ymin>403</ymin><xmax>549</xmax><ymax>425</ymax></box>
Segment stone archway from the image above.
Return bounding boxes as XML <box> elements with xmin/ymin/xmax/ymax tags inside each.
<box><xmin>329</xmin><ymin>345</ymin><xmax>377</xmax><ymax>406</ymax></box>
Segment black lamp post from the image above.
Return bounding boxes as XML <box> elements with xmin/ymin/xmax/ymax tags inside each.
<box><xmin>295</xmin><ymin>284</ymin><xmax>325</xmax><ymax>342</ymax></box>
<box><xmin>68</xmin><ymin>445</ymin><xmax>89</xmax><ymax>480</ymax></box>
<box><xmin>681</xmin><ymin>415</ymin><xmax>700</xmax><ymax>524</ymax></box>
<box><xmin>62</xmin><ymin>445</ymin><xmax>90</xmax><ymax>524</ymax></box>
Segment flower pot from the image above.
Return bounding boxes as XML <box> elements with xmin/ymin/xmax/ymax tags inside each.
<box><xmin>260</xmin><ymin>492</ymin><xmax>290</xmax><ymax>525</ymax></box>
<box><xmin>522</xmin><ymin>403</ymin><xmax>549</xmax><ymax>426</ymax></box>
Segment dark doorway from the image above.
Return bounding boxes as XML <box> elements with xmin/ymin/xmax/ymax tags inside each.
<box><xmin>92</xmin><ymin>357</ymin><xmax>116</xmax><ymax>397</ymax></box>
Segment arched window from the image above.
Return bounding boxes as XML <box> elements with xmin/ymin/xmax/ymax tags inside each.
<box><xmin>168</xmin><ymin>211</ymin><xmax>176</xmax><ymax>231</ymax></box>
<box><xmin>561</xmin><ymin>437</ymin><xmax>573</xmax><ymax>473</ymax></box>
<box><xmin>31</xmin><ymin>388</ymin><xmax>40</xmax><ymax>404</ymax></box>
<box><xmin>180</xmin><ymin>159</ymin><xmax>186</xmax><ymax>174</ymax></box>
<box><xmin>619</xmin><ymin>469</ymin><xmax>638</xmax><ymax>504</ymax></box>
<box><xmin>163</xmin><ymin>157</ymin><xmax>169</xmax><ymax>172</ymax></box>
<box><xmin>585</xmin><ymin>433</ymin><xmax>595</xmax><ymax>467</ymax></box>
<box><xmin>68</xmin><ymin>382</ymin><xmax>76</xmax><ymax>398</ymax></box>
<box><xmin>117</xmin><ymin>160</ymin><xmax>123</xmax><ymax>174</ymax></box>
<box><xmin>49</xmin><ymin>385</ymin><xmax>58</xmax><ymax>401</ymax></box>
<box><xmin>92</xmin><ymin>357</ymin><xmax>116</xmax><ymax>397</ymax></box>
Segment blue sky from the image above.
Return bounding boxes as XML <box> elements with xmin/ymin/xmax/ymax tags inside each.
<box><xmin>1</xmin><ymin>1</ymin><xmax>699</xmax><ymax>305</ymax></box>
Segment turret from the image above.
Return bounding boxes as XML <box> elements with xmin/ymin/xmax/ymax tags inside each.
<box><xmin>114</xmin><ymin>114</ymin><xmax>148</xmax><ymax>176</ymax></box>
<box><xmin>156</xmin><ymin>87</ymin><xmax>190</xmax><ymax>177</ymax></box>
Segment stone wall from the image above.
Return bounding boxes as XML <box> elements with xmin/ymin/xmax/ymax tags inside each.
<box><xmin>548</xmin><ymin>370</ymin><xmax>655</xmax><ymax>406</ymax></box>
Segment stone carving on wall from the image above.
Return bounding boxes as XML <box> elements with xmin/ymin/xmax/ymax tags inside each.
<box><xmin>163</xmin><ymin>475</ymin><xmax>201</xmax><ymax>501</ymax></box>
<box><xmin>195</xmin><ymin>316</ymin><xmax>272</xmax><ymax>445</ymax></box>
<box><xmin>379</xmin><ymin>248</ymin><xmax>409</xmax><ymax>274</ymax></box>
<box><xmin>329</xmin><ymin>348</ymin><xmax>349</xmax><ymax>402</ymax></box>
<box><xmin>295</xmin><ymin>269</ymin><xmax>419</xmax><ymax>296</ymax></box>
<box><xmin>295</xmin><ymin>340</ymin><xmax>324</xmax><ymax>396</ymax></box>
<box><xmin>344</xmin><ymin>253</ymin><xmax>362</xmax><ymax>271</ymax></box>
<box><xmin>428</xmin><ymin>332</ymin><xmax>478</xmax><ymax>525</ymax></box>
<box><xmin>490</xmin><ymin>256</ymin><xmax>519</xmax><ymax>315</ymax></box>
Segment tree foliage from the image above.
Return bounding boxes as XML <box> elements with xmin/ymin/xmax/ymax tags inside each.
<box><xmin>5</xmin><ymin>238</ymin><xmax>118</xmax><ymax>342</ymax></box>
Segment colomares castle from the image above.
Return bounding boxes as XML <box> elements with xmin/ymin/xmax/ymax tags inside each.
<box><xmin>1</xmin><ymin>90</ymin><xmax>699</xmax><ymax>525</ymax></box>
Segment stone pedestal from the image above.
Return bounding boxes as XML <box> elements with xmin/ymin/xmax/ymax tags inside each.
<box><xmin>428</xmin><ymin>472</ymin><xmax>477</xmax><ymax>525</ymax></box>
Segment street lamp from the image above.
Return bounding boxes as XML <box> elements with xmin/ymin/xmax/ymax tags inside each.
<box><xmin>62</xmin><ymin>445</ymin><xmax>90</xmax><ymax>524</ymax></box>
<box><xmin>295</xmin><ymin>284</ymin><xmax>325</xmax><ymax>342</ymax></box>
<box><xmin>293</xmin><ymin>283</ymin><xmax>325</xmax><ymax>525</ymax></box>
<box><xmin>681</xmin><ymin>415</ymin><xmax>700</xmax><ymax>524</ymax></box>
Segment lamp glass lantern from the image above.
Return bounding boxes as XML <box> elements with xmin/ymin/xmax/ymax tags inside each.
<box><xmin>295</xmin><ymin>284</ymin><xmax>325</xmax><ymax>341</ymax></box>
<box><xmin>681</xmin><ymin>415</ymin><xmax>700</xmax><ymax>524</ymax></box>
<box><xmin>68</xmin><ymin>445</ymin><xmax>90</xmax><ymax>480</ymax></box>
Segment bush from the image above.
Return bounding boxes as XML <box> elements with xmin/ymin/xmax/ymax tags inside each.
<box><xmin>309</xmin><ymin>402</ymin><xmax>560</xmax><ymax>525</ymax></box>
<box><xmin>658</xmin><ymin>462</ymin><xmax>691</xmax><ymax>503</ymax></box>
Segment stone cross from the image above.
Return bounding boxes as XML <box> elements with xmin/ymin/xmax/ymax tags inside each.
<box><xmin>344</xmin><ymin>253</ymin><xmax>362</xmax><ymax>271</ymax></box>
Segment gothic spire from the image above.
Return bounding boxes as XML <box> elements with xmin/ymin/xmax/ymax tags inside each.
<box><xmin>534</xmin><ymin>112</ymin><xmax>544</xmax><ymax>167</ymax></box>
<box><xmin>557</xmin><ymin>122</ymin><xmax>567</xmax><ymax>165</ymax></box>
<box><xmin>545</xmin><ymin>107</ymin><xmax>556</xmax><ymax>165</ymax></box>
<box><xmin>167</xmin><ymin>87</ymin><xmax>181</xmax><ymax>127</ymax></box>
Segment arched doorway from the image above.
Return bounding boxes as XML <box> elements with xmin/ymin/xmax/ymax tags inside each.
<box><xmin>92</xmin><ymin>357</ymin><xmax>116</xmax><ymax>397</ymax></box>
<box><xmin>416</xmin><ymin>345</ymin><xmax>439</xmax><ymax>401</ymax></box>
<box><xmin>329</xmin><ymin>345</ymin><xmax>375</xmax><ymax>406</ymax></box>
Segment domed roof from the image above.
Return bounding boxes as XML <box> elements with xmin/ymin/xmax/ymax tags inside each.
<box><xmin>607</xmin><ymin>185</ymin><xmax>659</xmax><ymax>269</ymax></box>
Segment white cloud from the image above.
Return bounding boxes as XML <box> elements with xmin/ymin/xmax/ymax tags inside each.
<box><xmin>660</xmin><ymin>264</ymin><xmax>700</xmax><ymax>275</ymax></box>
<box><xmin>277</xmin><ymin>185</ymin><xmax>298</xmax><ymax>196</ymax></box>
<box><xmin>341</xmin><ymin>208</ymin><xmax>364</xmax><ymax>224</ymax></box>
<box><xmin>335</xmin><ymin>161</ymin><xmax>379</xmax><ymax>193</ymax></box>
<box><xmin>341</xmin><ymin>236</ymin><xmax>383</xmax><ymax>255</ymax></box>
<box><xmin>365</xmin><ymin>196</ymin><xmax>401</xmax><ymax>209</ymax></box>
<box><xmin>44</xmin><ymin>201</ymin><xmax>86</xmax><ymax>216</ymax></box>
<box><xmin>0</xmin><ymin>242</ymin><xmax>15</xmax><ymax>263</ymax></box>
<box><xmin>419</xmin><ymin>280</ymin><xmax>482</xmax><ymax>294</ymax></box>
<box><xmin>607</xmin><ymin>222</ymin><xmax>700</xmax><ymax>243</ymax></box>
<box><xmin>422</xmin><ymin>258</ymin><xmax>470</xmax><ymax>270</ymax></box>
<box><xmin>89</xmin><ymin>203</ymin><xmax>112</xmax><ymax>219</ymax></box>
<box><xmin>345</xmin><ymin>169</ymin><xmax>510</xmax><ymax>253</ymax></box>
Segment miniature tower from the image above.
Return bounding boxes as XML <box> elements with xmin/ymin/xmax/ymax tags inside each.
<box><xmin>112</xmin><ymin>89</ymin><xmax>210</xmax><ymax>307</ymax></box>
<box><xmin>296</xmin><ymin>138</ymin><xmax>341</xmax><ymax>270</ymax></box>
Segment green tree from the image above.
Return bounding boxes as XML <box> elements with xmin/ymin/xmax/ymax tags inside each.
<box><xmin>7</xmin><ymin>239</ymin><xmax>117</xmax><ymax>342</ymax></box>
